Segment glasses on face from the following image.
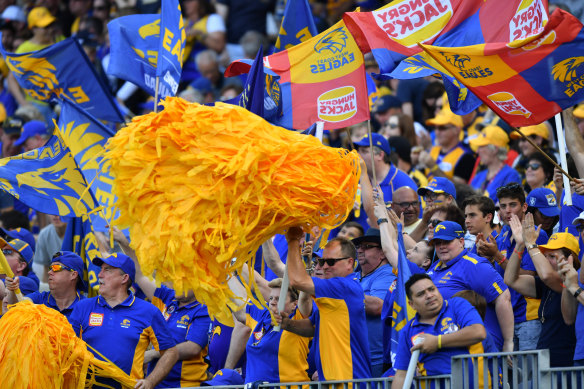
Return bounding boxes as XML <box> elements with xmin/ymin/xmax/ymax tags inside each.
<box><xmin>357</xmin><ymin>244</ymin><xmax>381</xmax><ymax>251</ymax></box>
<box><xmin>384</xmin><ymin>122</ymin><xmax>399</xmax><ymax>129</ymax></box>
<box><xmin>317</xmin><ymin>257</ymin><xmax>351</xmax><ymax>267</ymax></box>
<box><xmin>424</xmin><ymin>192</ymin><xmax>441</xmax><ymax>202</ymax></box>
<box><xmin>526</xmin><ymin>162</ymin><xmax>542</xmax><ymax>171</ymax></box>
<box><xmin>50</xmin><ymin>263</ymin><xmax>74</xmax><ymax>273</ymax></box>
<box><xmin>429</xmin><ymin>219</ymin><xmax>443</xmax><ymax>228</ymax></box>
<box><xmin>394</xmin><ymin>201</ymin><xmax>419</xmax><ymax>209</ymax></box>
<box><xmin>2</xmin><ymin>248</ymin><xmax>14</xmax><ymax>256</ymax></box>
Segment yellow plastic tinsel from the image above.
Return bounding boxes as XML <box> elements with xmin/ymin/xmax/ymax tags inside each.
<box><xmin>0</xmin><ymin>301</ymin><xmax>136</xmax><ymax>388</ymax></box>
<box><xmin>105</xmin><ymin>98</ymin><xmax>361</xmax><ymax>322</ymax></box>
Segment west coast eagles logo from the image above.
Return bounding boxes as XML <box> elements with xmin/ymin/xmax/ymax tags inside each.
<box><xmin>6</xmin><ymin>54</ymin><xmax>58</xmax><ymax>100</ymax></box>
<box><xmin>435</xmin><ymin>224</ymin><xmax>446</xmax><ymax>233</ymax></box>
<box><xmin>552</xmin><ymin>57</ymin><xmax>584</xmax><ymax>97</ymax></box>
<box><xmin>314</xmin><ymin>27</ymin><xmax>348</xmax><ymax>54</ymax></box>
<box><xmin>441</xmin><ymin>53</ymin><xmax>471</xmax><ymax>70</ymax></box>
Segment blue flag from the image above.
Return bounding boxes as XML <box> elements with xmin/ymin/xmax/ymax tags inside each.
<box><xmin>61</xmin><ymin>215</ymin><xmax>101</xmax><ymax>296</ymax></box>
<box><xmin>0</xmin><ymin>131</ymin><xmax>98</xmax><ymax>216</ymax></box>
<box><xmin>108</xmin><ymin>0</ymin><xmax>185</xmax><ymax>102</ymax></box>
<box><xmin>390</xmin><ymin>223</ymin><xmax>416</xmax><ymax>367</ymax></box>
<box><xmin>274</xmin><ymin>0</ymin><xmax>317</xmax><ymax>52</ymax></box>
<box><xmin>0</xmin><ymin>36</ymin><xmax>123</xmax><ymax>122</ymax></box>
<box><xmin>58</xmin><ymin>98</ymin><xmax>118</xmax><ymax>232</ymax></box>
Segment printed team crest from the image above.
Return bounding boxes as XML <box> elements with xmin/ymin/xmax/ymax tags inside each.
<box><xmin>546</xmin><ymin>193</ymin><xmax>556</xmax><ymax>206</ymax></box>
<box><xmin>435</xmin><ymin>224</ymin><xmax>447</xmax><ymax>233</ymax></box>
<box><xmin>552</xmin><ymin>56</ymin><xmax>584</xmax><ymax>98</ymax></box>
<box><xmin>440</xmin><ymin>317</ymin><xmax>460</xmax><ymax>333</ymax></box>
<box><xmin>529</xmin><ymin>197</ymin><xmax>537</xmax><ymax>206</ymax></box>
<box><xmin>441</xmin><ymin>53</ymin><xmax>471</xmax><ymax>70</ymax></box>
<box><xmin>314</xmin><ymin>27</ymin><xmax>348</xmax><ymax>54</ymax></box>
<box><xmin>252</xmin><ymin>328</ymin><xmax>266</xmax><ymax>346</ymax></box>
<box><xmin>120</xmin><ymin>319</ymin><xmax>131</xmax><ymax>328</ymax></box>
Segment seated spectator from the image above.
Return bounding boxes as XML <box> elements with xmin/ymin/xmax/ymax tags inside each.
<box><xmin>391</xmin><ymin>274</ymin><xmax>487</xmax><ymax>388</ymax></box>
<box><xmin>463</xmin><ymin>195</ymin><xmax>500</xmax><ymax>255</ymax></box>
<box><xmin>510</xmin><ymin>123</ymin><xmax>557</xmax><ymax>177</ymax></box>
<box><xmin>380</xmin><ymin>113</ymin><xmax>416</xmax><ymax>147</ymax></box>
<box><xmin>194</xmin><ymin>50</ymin><xmax>241</xmax><ymax>100</ymax></box>
<box><xmin>417</xmin><ymin>177</ymin><xmax>456</xmax><ymax>207</ymax></box>
<box><xmin>371</xmin><ymin>95</ymin><xmax>402</xmax><ymax>130</ymax></box>
<box><xmin>524</xmin><ymin>152</ymin><xmax>556</xmax><ymax>192</ymax></box>
<box><xmin>469</xmin><ymin>125</ymin><xmax>521</xmax><ymax>203</ymax></box>
<box><xmin>391</xmin><ymin>186</ymin><xmax>422</xmax><ymax>234</ymax></box>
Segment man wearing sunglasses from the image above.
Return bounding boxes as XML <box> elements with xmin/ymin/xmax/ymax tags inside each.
<box><xmin>352</xmin><ymin>228</ymin><xmax>395</xmax><ymax>377</ymax></box>
<box><xmin>278</xmin><ymin>227</ymin><xmax>372</xmax><ymax>381</ymax></box>
<box><xmin>5</xmin><ymin>251</ymin><xmax>85</xmax><ymax>318</ymax></box>
<box><xmin>68</xmin><ymin>253</ymin><xmax>178</xmax><ymax>389</ymax></box>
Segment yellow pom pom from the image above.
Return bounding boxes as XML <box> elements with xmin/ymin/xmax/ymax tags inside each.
<box><xmin>105</xmin><ymin>98</ymin><xmax>361</xmax><ymax>322</ymax></box>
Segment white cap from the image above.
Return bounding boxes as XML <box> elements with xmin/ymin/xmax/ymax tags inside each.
<box><xmin>2</xmin><ymin>6</ymin><xmax>26</xmax><ymax>23</ymax></box>
<box><xmin>572</xmin><ymin>210</ymin><xmax>584</xmax><ymax>225</ymax></box>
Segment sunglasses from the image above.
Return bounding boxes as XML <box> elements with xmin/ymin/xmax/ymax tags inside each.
<box><xmin>526</xmin><ymin>163</ymin><xmax>542</xmax><ymax>171</ymax></box>
<box><xmin>317</xmin><ymin>257</ymin><xmax>351</xmax><ymax>267</ymax></box>
<box><xmin>50</xmin><ymin>263</ymin><xmax>74</xmax><ymax>273</ymax></box>
<box><xmin>394</xmin><ymin>201</ymin><xmax>419</xmax><ymax>209</ymax></box>
<box><xmin>2</xmin><ymin>248</ymin><xmax>14</xmax><ymax>256</ymax></box>
<box><xmin>429</xmin><ymin>219</ymin><xmax>443</xmax><ymax>227</ymax></box>
<box><xmin>358</xmin><ymin>244</ymin><xmax>381</xmax><ymax>251</ymax></box>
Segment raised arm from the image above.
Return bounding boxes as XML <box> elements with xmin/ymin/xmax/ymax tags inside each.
<box><xmin>261</xmin><ymin>238</ymin><xmax>285</xmax><ymax>278</ymax></box>
<box><xmin>563</xmin><ymin>107</ymin><xmax>584</xmax><ymax>178</ymax></box>
<box><xmin>286</xmin><ymin>227</ymin><xmax>315</xmax><ymax>296</ymax></box>
<box><xmin>503</xmin><ymin>215</ymin><xmax>537</xmax><ymax>298</ymax></box>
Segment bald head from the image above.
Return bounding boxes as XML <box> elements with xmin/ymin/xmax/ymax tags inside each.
<box><xmin>392</xmin><ymin>186</ymin><xmax>420</xmax><ymax>226</ymax></box>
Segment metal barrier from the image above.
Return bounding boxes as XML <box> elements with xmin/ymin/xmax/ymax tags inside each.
<box><xmin>540</xmin><ymin>365</ymin><xmax>584</xmax><ymax>388</ymax></box>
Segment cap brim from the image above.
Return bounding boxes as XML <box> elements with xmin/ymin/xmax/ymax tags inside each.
<box><xmin>430</xmin><ymin>234</ymin><xmax>458</xmax><ymax>244</ymax></box>
<box><xmin>91</xmin><ymin>256</ymin><xmax>106</xmax><ymax>268</ymax></box>
<box><xmin>353</xmin><ymin>139</ymin><xmax>370</xmax><ymax>148</ymax></box>
<box><xmin>573</xmin><ymin>215</ymin><xmax>584</xmax><ymax>225</ymax></box>
<box><xmin>34</xmin><ymin>16</ymin><xmax>56</xmax><ymax>28</ymax></box>
<box><xmin>352</xmin><ymin>235</ymin><xmax>381</xmax><ymax>246</ymax></box>
<box><xmin>539</xmin><ymin>206</ymin><xmax>560</xmax><ymax>217</ymax></box>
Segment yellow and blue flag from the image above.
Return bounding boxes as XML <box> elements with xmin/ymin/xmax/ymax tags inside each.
<box><xmin>108</xmin><ymin>0</ymin><xmax>185</xmax><ymax>102</ymax></box>
<box><xmin>0</xmin><ymin>36</ymin><xmax>124</xmax><ymax>122</ymax></box>
<box><xmin>420</xmin><ymin>8</ymin><xmax>584</xmax><ymax>127</ymax></box>
<box><xmin>61</xmin><ymin>215</ymin><xmax>101</xmax><ymax>296</ymax></box>
<box><xmin>58</xmin><ymin>98</ymin><xmax>117</xmax><ymax>232</ymax></box>
<box><xmin>0</xmin><ymin>130</ymin><xmax>98</xmax><ymax>217</ymax></box>
<box><xmin>274</xmin><ymin>0</ymin><xmax>317</xmax><ymax>52</ymax></box>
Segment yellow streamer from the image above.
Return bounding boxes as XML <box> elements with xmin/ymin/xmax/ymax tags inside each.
<box><xmin>105</xmin><ymin>98</ymin><xmax>360</xmax><ymax>322</ymax></box>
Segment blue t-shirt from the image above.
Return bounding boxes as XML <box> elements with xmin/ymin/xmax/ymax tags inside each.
<box><xmin>68</xmin><ymin>293</ymin><xmax>176</xmax><ymax>387</ymax></box>
<box><xmin>354</xmin><ymin>164</ymin><xmax>418</xmax><ymax>231</ymax></box>
<box><xmin>471</xmin><ymin>165</ymin><xmax>521</xmax><ymax>204</ymax></box>
<box><xmin>149</xmin><ymin>286</ymin><xmax>211</xmax><ymax>388</ymax></box>
<box><xmin>427</xmin><ymin>249</ymin><xmax>507</xmax><ymax>350</ymax></box>
<box><xmin>244</xmin><ymin>305</ymin><xmax>310</xmax><ymax>383</ymax></box>
<box><xmin>394</xmin><ymin>297</ymin><xmax>483</xmax><ymax>376</ymax></box>
<box><xmin>574</xmin><ymin>269</ymin><xmax>584</xmax><ymax>361</ymax></box>
<box><xmin>560</xmin><ymin>190</ymin><xmax>584</xmax><ymax>237</ymax></box>
<box><xmin>26</xmin><ymin>290</ymin><xmax>84</xmax><ymax>318</ymax></box>
<box><xmin>358</xmin><ymin>263</ymin><xmax>395</xmax><ymax>366</ymax></box>
<box><xmin>310</xmin><ymin>274</ymin><xmax>372</xmax><ymax>380</ymax></box>
<box><xmin>207</xmin><ymin>319</ymin><xmax>245</xmax><ymax>374</ymax></box>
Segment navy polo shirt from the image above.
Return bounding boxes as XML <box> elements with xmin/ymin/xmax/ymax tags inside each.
<box><xmin>26</xmin><ymin>290</ymin><xmax>84</xmax><ymax>318</ymax></box>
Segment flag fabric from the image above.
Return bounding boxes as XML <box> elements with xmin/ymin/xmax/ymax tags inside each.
<box><xmin>420</xmin><ymin>8</ymin><xmax>584</xmax><ymax>127</ymax></box>
<box><xmin>0</xmin><ymin>36</ymin><xmax>124</xmax><ymax>122</ymax></box>
<box><xmin>390</xmin><ymin>223</ymin><xmax>417</xmax><ymax>367</ymax></box>
<box><xmin>225</xmin><ymin>20</ymin><xmax>369</xmax><ymax>131</ymax></box>
<box><xmin>0</xmin><ymin>131</ymin><xmax>98</xmax><ymax>217</ymax></box>
<box><xmin>222</xmin><ymin>47</ymin><xmax>282</xmax><ymax>123</ymax></box>
<box><xmin>274</xmin><ymin>0</ymin><xmax>318</xmax><ymax>52</ymax></box>
<box><xmin>58</xmin><ymin>98</ymin><xmax>117</xmax><ymax>232</ymax></box>
<box><xmin>108</xmin><ymin>0</ymin><xmax>186</xmax><ymax>102</ymax></box>
<box><xmin>61</xmin><ymin>215</ymin><xmax>102</xmax><ymax>296</ymax></box>
<box><xmin>365</xmin><ymin>72</ymin><xmax>379</xmax><ymax>110</ymax></box>
<box><xmin>343</xmin><ymin>0</ymin><xmax>549</xmax><ymax>114</ymax></box>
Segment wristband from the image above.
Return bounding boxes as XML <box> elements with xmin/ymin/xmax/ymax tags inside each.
<box><xmin>377</xmin><ymin>218</ymin><xmax>388</xmax><ymax>225</ymax></box>
<box><xmin>574</xmin><ymin>287</ymin><xmax>584</xmax><ymax>299</ymax></box>
<box><xmin>438</xmin><ymin>334</ymin><xmax>442</xmax><ymax>349</ymax></box>
<box><xmin>513</xmin><ymin>249</ymin><xmax>523</xmax><ymax>257</ymax></box>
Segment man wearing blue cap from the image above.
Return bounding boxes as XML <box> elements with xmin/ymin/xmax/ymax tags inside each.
<box><xmin>371</xmin><ymin>95</ymin><xmax>402</xmax><ymax>126</ymax></box>
<box><xmin>0</xmin><ymin>235</ymin><xmax>39</xmax><ymax>294</ymax></box>
<box><xmin>526</xmin><ymin>187</ymin><xmax>560</xmax><ymax>237</ymax></box>
<box><xmin>5</xmin><ymin>251</ymin><xmax>85</xmax><ymax>318</ymax></box>
<box><xmin>69</xmin><ymin>252</ymin><xmax>178</xmax><ymax>389</ymax></box>
<box><xmin>427</xmin><ymin>221</ymin><xmax>514</xmax><ymax>353</ymax></box>
<box><xmin>353</xmin><ymin>132</ymin><xmax>417</xmax><ymax>230</ymax></box>
<box><xmin>13</xmin><ymin>120</ymin><xmax>50</xmax><ymax>152</ymax></box>
<box><xmin>417</xmin><ymin>177</ymin><xmax>457</xmax><ymax>207</ymax></box>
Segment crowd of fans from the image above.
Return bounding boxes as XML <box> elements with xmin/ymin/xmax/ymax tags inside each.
<box><xmin>2</xmin><ymin>1</ymin><xmax>584</xmax><ymax>388</ymax></box>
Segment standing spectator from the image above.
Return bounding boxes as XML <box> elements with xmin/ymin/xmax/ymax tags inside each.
<box><xmin>391</xmin><ymin>274</ymin><xmax>486</xmax><ymax>388</ymax></box>
<box><xmin>13</xmin><ymin>120</ymin><xmax>50</xmax><ymax>152</ymax></box>
<box><xmin>0</xmin><ymin>234</ymin><xmax>39</xmax><ymax>294</ymax></box>
<box><xmin>524</xmin><ymin>152</ymin><xmax>557</xmax><ymax>193</ymax></box>
<box><xmin>417</xmin><ymin>177</ymin><xmax>456</xmax><ymax>207</ymax></box>
<box><xmin>391</xmin><ymin>186</ymin><xmax>422</xmax><ymax>234</ymax></box>
<box><xmin>33</xmin><ymin>215</ymin><xmax>67</xmax><ymax>283</ymax></box>
<box><xmin>526</xmin><ymin>188</ymin><xmax>560</xmax><ymax>237</ymax></box>
<box><xmin>463</xmin><ymin>195</ymin><xmax>499</xmax><ymax>255</ymax></box>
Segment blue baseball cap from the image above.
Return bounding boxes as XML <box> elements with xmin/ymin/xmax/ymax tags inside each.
<box><xmin>92</xmin><ymin>252</ymin><xmax>135</xmax><ymax>282</ymax></box>
<box><xmin>417</xmin><ymin>177</ymin><xmax>457</xmax><ymax>200</ymax></box>
<box><xmin>52</xmin><ymin>251</ymin><xmax>87</xmax><ymax>291</ymax></box>
<box><xmin>430</xmin><ymin>221</ymin><xmax>465</xmax><ymax>243</ymax></box>
<box><xmin>312</xmin><ymin>249</ymin><xmax>323</xmax><ymax>258</ymax></box>
<box><xmin>526</xmin><ymin>188</ymin><xmax>560</xmax><ymax>217</ymax></box>
<box><xmin>3</xmin><ymin>227</ymin><xmax>36</xmax><ymax>252</ymax></box>
<box><xmin>201</xmin><ymin>369</ymin><xmax>244</xmax><ymax>386</ymax></box>
<box><xmin>14</xmin><ymin>120</ymin><xmax>49</xmax><ymax>146</ymax></box>
<box><xmin>372</xmin><ymin>94</ymin><xmax>402</xmax><ymax>114</ymax></box>
<box><xmin>352</xmin><ymin>227</ymin><xmax>381</xmax><ymax>246</ymax></box>
<box><xmin>354</xmin><ymin>133</ymin><xmax>391</xmax><ymax>156</ymax></box>
<box><xmin>1</xmin><ymin>237</ymin><xmax>33</xmax><ymax>267</ymax></box>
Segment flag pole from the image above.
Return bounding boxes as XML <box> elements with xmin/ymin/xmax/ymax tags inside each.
<box><xmin>404</xmin><ymin>337</ymin><xmax>424</xmax><ymax>388</ymax></box>
<box><xmin>273</xmin><ymin>262</ymin><xmax>289</xmax><ymax>332</ymax></box>
<box><xmin>154</xmin><ymin>77</ymin><xmax>160</xmax><ymax>113</ymax></box>
<box><xmin>367</xmin><ymin>120</ymin><xmax>378</xmax><ymax>186</ymax></box>
<box><xmin>0</xmin><ymin>250</ymin><xmax>23</xmax><ymax>302</ymax></box>
<box><xmin>554</xmin><ymin>113</ymin><xmax>572</xmax><ymax>206</ymax></box>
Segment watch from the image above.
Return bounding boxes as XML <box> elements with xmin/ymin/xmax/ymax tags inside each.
<box><xmin>377</xmin><ymin>218</ymin><xmax>388</xmax><ymax>225</ymax></box>
<box><xmin>574</xmin><ymin>287</ymin><xmax>584</xmax><ymax>299</ymax></box>
<box><xmin>526</xmin><ymin>243</ymin><xmax>538</xmax><ymax>251</ymax></box>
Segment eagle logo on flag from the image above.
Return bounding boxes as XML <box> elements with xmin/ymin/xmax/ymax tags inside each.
<box><xmin>441</xmin><ymin>53</ymin><xmax>471</xmax><ymax>70</ymax></box>
<box><xmin>552</xmin><ymin>56</ymin><xmax>584</xmax><ymax>83</ymax></box>
<box><xmin>5</xmin><ymin>54</ymin><xmax>58</xmax><ymax>100</ymax></box>
<box><xmin>314</xmin><ymin>27</ymin><xmax>348</xmax><ymax>54</ymax></box>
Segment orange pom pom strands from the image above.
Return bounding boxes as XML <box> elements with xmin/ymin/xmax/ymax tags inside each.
<box><xmin>0</xmin><ymin>301</ymin><xmax>135</xmax><ymax>388</ymax></box>
<box><xmin>105</xmin><ymin>98</ymin><xmax>361</xmax><ymax>322</ymax></box>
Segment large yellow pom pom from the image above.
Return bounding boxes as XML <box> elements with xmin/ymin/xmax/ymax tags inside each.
<box><xmin>105</xmin><ymin>98</ymin><xmax>361</xmax><ymax>322</ymax></box>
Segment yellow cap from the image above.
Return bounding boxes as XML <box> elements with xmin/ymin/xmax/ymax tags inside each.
<box><xmin>539</xmin><ymin>232</ymin><xmax>580</xmax><ymax>257</ymax></box>
<box><xmin>510</xmin><ymin>123</ymin><xmax>549</xmax><ymax>140</ymax></box>
<box><xmin>574</xmin><ymin>104</ymin><xmax>584</xmax><ymax>119</ymax></box>
<box><xmin>28</xmin><ymin>7</ymin><xmax>56</xmax><ymax>29</ymax></box>
<box><xmin>426</xmin><ymin>106</ymin><xmax>463</xmax><ymax>128</ymax></box>
<box><xmin>469</xmin><ymin>125</ymin><xmax>509</xmax><ymax>152</ymax></box>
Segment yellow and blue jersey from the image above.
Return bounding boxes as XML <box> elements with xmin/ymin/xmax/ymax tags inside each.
<box><xmin>310</xmin><ymin>274</ymin><xmax>372</xmax><ymax>380</ymax></box>
<box><xmin>26</xmin><ymin>290</ymin><xmax>84</xmax><ymax>319</ymax></box>
<box><xmin>428</xmin><ymin>250</ymin><xmax>507</xmax><ymax>350</ymax></box>
<box><xmin>149</xmin><ymin>286</ymin><xmax>211</xmax><ymax>388</ymax></box>
<box><xmin>470</xmin><ymin>165</ymin><xmax>521</xmax><ymax>204</ymax></box>
<box><xmin>394</xmin><ymin>298</ymin><xmax>483</xmax><ymax>376</ymax></box>
<box><xmin>68</xmin><ymin>294</ymin><xmax>176</xmax><ymax>388</ymax></box>
<box><xmin>244</xmin><ymin>304</ymin><xmax>310</xmax><ymax>383</ymax></box>
<box><xmin>428</xmin><ymin>143</ymin><xmax>475</xmax><ymax>180</ymax></box>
